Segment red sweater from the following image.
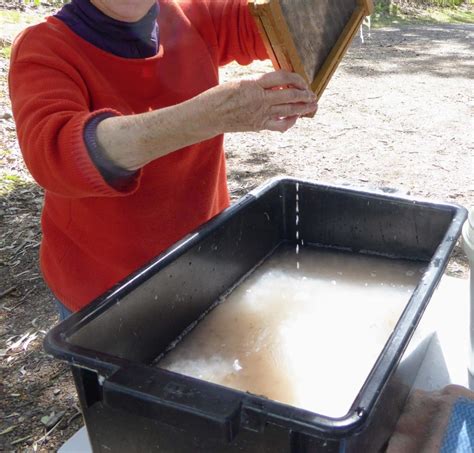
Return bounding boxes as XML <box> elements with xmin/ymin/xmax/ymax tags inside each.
<box><xmin>9</xmin><ymin>0</ymin><xmax>267</xmax><ymax>311</ymax></box>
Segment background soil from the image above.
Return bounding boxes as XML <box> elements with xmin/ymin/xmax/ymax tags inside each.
<box><xmin>0</xmin><ymin>5</ymin><xmax>473</xmax><ymax>452</ymax></box>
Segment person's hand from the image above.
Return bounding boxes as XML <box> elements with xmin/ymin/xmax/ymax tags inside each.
<box><xmin>206</xmin><ymin>70</ymin><xmax>318</xmax><ymax>134</ymax></box>
<box><xmin>386</xmin><ymin>385</ymin><xmax>474</xmax><ymax>453</ymax></box>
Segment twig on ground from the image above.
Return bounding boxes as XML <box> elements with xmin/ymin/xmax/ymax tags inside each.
<box><xmin>11</xmin><ymin>434</ymin><xmax>33</xmax><ymax>446</ymax></box>
<box><xmin>35</xmin><ymin>414</ymin><xmax>66</xmax><ymax>447</ymax></box>
<box><xmin>31</xmin><ymin>367</ymin><xmax>69</xmax><ymax>395</ymax></box>
<box><xmin>14</xmin><ymin>269</ymin><xmax>30</xmax><ymax>278</ymax></box>
<box><xmin>7</xmin><ymin>287</ymin><xmax>35</xmax><ymax>310</ymax></box>
<box><xmin>0</xmin><ymin>425</ymin><xmax>16</xmax><ymax>436</ymax></box>
<box><xmin>432</xmin><ymin>163</ymin><xmax>449</xmax><ymax>171</ymax></box>
<box><xmin>0</xmin><ymin>286</ymin><xmax>17</xmax><ymax>299</ymax></box>
<box><xmin>67</xmin><ymin>408</ymin><xmax>82</xmax><ymax>426</ymax></box>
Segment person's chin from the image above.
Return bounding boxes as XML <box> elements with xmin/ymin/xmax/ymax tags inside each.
<box><xmin>91</xmin><ymin>0</ymin><xmax>155</xmax><ymax>23</ymax></box>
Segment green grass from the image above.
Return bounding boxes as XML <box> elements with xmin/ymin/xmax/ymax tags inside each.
<box><xmin>427</xmin><ymin>7</ymin><xmax>474</xmax><ymax>22</ymax></box>
<box><xmin>0</xmin><ymin>173</ymin><xmax>24</xmax><ymax>195</ymax></box>
<box><xmin>0</xmin><ymin>45</ymin><xmax>12</xmax><ymax>58</ymax></box>
<box><xmin>0</xmin><ymin>8</ymin><xmax>44</xmax><ymax>50</ymax></box>
<box><xmin>372</xmin><ymin>5</ymin><xmax>474</xmax><ymax>27</ymax></box>
<box><xmin>0</xmin><ymin>8</ymin><xmax>41</xmax><ymax>25</ymax></box>
<box><xmin>429</xmin><ymin>0</ymin><xmax>466</xmax><ymax>6</ymax></box>
<box><xmin>0</xmin><ymin>9</ymin><xmax>23</xmax><ymax>23</ymax></box>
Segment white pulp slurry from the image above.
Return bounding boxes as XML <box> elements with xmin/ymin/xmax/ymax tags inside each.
<box><xmin>159</xmin><ymin>246</ymin><xmax>423</xmax><ymax>417</ymax></box>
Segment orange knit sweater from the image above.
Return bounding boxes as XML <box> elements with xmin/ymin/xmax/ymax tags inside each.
<box><xmin>9</xmin><ymin>0</ymin><xmax>267</xmax><ymax>311</ymax></box>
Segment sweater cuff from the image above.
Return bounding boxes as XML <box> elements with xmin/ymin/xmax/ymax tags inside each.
<box><xmin>84</xmin><ymin>113</ymin><xmax>138</xmax><ymax>191</ymax></box>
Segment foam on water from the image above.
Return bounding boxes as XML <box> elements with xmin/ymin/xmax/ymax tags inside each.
<box><xmin>158</xmin><ymin>245</ymin><xmax>424</xmax><ymax>417</ymax></box>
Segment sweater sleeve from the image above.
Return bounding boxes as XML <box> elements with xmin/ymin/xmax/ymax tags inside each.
<box><xmin>8</xmin><ymin>29</ymin><xmax>142</xmax><ymax>199</ymax></box>
<box><xmin>84</xmin><ymin>113</ymin><xmax>138</xmax><ymax>190</ymax></box>
<box><xmin>204</xmin><ymin>0</ymin><xmax>268</xmax><ymax>66</ymax></box>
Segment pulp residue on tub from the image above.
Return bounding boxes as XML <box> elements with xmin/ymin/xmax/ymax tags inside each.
<box><xmin>295</xmin><ymin>183</ymin><xmax>301</xmax><ymax>270</ymax></box>
<box><xmin>157</xmin><ymin>245</ymin><xmax>423</xmax><ymax>417</ymax></box>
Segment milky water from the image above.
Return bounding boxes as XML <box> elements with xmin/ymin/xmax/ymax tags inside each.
<box><xmin>158</xmin><ymin>245</ymin><xmax>424</xmax><ymax>417</ymax></box>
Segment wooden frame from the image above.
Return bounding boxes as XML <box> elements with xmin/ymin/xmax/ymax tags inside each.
<box><xmin>248</xmin><ymin>0</ymin><xmax>374</xmax><ymax>99</ymax></box>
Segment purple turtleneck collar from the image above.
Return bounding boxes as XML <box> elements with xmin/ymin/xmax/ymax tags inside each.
<box><xmin>55</xmin><ymin>0</ymin><xmax>159</xmax><ymax>59</ymax></box>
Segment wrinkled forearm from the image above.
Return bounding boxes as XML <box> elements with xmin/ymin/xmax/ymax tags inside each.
<box><xmin>96</xmin><ymin>71</ymin><xmax>316</xmax><ymax>171</ymax></box>
<box><xmin>96</xmin><ymin>91</ymin><xmax>223</xmax><ymax>171</ymax></box>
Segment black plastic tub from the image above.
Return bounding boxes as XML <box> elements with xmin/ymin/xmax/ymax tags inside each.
<box><xmin>44</xmin><ymin>178</ymin><xmax>467</xmax><ymax>453</ymax></box>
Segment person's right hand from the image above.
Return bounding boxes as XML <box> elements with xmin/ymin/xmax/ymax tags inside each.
<box><xmin>205</xmin><ymin>70</ymin><xmax>318</xmax><ymax>134</ymax></box>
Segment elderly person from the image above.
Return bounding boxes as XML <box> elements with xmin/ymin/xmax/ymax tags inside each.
<box><xmin>9</xmin><ymin>0</ymin><xmax>317</xmax><ymax>318</ymax></box>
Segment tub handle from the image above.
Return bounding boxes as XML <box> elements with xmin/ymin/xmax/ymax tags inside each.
<box><xmin>103</xmin><ymin>364</ymin><xmax>242</xmax><ymax>442</ymax></box>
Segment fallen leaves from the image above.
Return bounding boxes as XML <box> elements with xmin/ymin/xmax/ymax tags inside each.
<box><xmin>41</xmin><ymin>411</ymin><xmax>66</xmax><ymax>430</ymax></box>
<box><xmin>8</xmin><ymin>330</ymin><xmax>38</xmax><ymax>350</ymax></box>
<box><xmin>1</xmin><ymin>329</ymin><xmax>42</xmax><ymax>365</ymax></box>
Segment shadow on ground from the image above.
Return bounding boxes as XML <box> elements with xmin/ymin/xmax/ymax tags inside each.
<box><xmin>345</xmin><ymin>24</ymin><xmax>473</xmax><ymax>79</ymax></box>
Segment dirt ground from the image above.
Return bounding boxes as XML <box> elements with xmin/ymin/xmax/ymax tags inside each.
<box><xmin>0</xmin><ymin>8</ymin><xmax>473</xmax><ymax>452</ymax></box>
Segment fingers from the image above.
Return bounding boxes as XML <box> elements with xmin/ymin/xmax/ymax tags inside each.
<box><xmin>258</xmin><ymin>70</ymin><xmax>317</xmax><ymax>133</ymax></box>
<box><xmin>214</xmin><ymin>70</ymin><xmax>317</xmax><ymax>135</ymax></box>
<box><xmin>265</xmin><ymin>116</ymin><xmax>298</xmax><ymax>133</ymax></box>
<box><xmin>263</xmin><ymin>100</ymin><xmax>318</xmax><ymax>133</ymax></box>
<box><xmin>257</xmin><ymin>70</ymin><xmax>309</xmax><ymax>91</ymax></box>
<box><xmin>265</xmin><ymin>87</ymin><xmax>316</xmax><ymax>106</ymax></box>
<box><xmin>440</xmin><ymin>385</ymin><xmax>474</xmax><ymax>399</ymax></box>
<box><xmin>264</xmin><ymin>102</ymin><xmax>317</xmax><ymax>133</ymax></box>
<box><xmin>268</xmin><ymin>100</ymin><xmax>318</xmax><ymax>120</ymax></box>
